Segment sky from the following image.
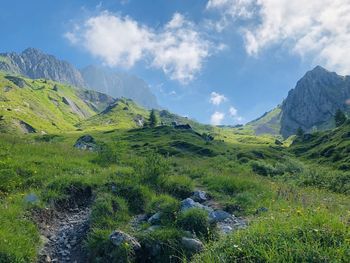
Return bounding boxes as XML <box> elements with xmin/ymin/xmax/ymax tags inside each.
<box><xmin>1</xmin><ymin>0</ymin><xmax>350</xmax><ymax>125</ymax></box>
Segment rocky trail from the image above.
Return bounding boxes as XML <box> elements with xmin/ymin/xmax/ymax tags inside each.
<box><xmin>36</xmin><ymin>206</ymin><xmax>91</xmax><ymax>263</ymax></box>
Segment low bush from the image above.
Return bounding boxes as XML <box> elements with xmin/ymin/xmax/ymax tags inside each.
<box><xmin>146</xmin><ymin>194</ymin><xmax>180</xmax><ymax>225</ymax></box>
<box><xmin>177</xmin><ymin>208</ymin><xmax>212</xmax><ymax>240</ymax></box>
<box><xmin>159</xmin><ymin>175</ymin><xmax>194</xmax><ymax>198</ymax></box>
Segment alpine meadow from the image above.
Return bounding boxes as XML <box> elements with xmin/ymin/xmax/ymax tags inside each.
<box><xmin>0</xmin><ymin>1</ymin><xmax>350</xmax><ymax>263</ymax></box>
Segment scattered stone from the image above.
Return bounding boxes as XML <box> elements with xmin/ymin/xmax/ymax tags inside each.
<box><xmin>208</xmin><ymin>210</ymin><xmax>233</xmax><ymax>223</ymax></box>
<box><xmin>24</xmin><ymin>193</ymin><xmax>39</xmax><ymax>204</ymax></box>
<box><xmin>181</xmin><ymin>237</ymin><xmax>203</xmax><ymax>253</ymax></box>
<box><xmin>19</xmin><ymin>120</ymin><xmax>37</xmax><ymax>133</ymax></box>
<box><xmin>74</xmin><ymin>135</ymin><xmax>97</xmax><ymax>151</ymax></box>
<box><xmin>134</xmin><ymin>114</ymin><xmax>145</xmax><ymax>127</ymax></box>
<box><xmin>217</xmin><ymin>217</ymin><xmax>247</xmax><ymax>235</ymax></box>
<box><xmin>180</xmin><ymin>198</ymin><xmax>213</xmax><ymax>213</ymax></box>
<box><xmin>191</xmin><ymin>190</ymin><xmax>208</xmax><ymax>203</ymax></box>
<box><xmin>3</xmin><ymin>86</ymin><xmax>12</xmax><ymax>92</ymax></box>
<box><xmin>5</xmin><ymin>76</ymin><xmax>26</xmax><ymax>88</ymax></box>
<box><xmin>148</xmin><ymin>212</ymin><xmax>161</xmax><ymax>225</ymax></box>
<box><xmin>109</xmin><ymin>230</ymin><xmax>141</xmax><ymax>251</ymax></box>
<box><xmin>255</xmin><ymin>207</ymin><xmax>269</xmax><ymax>215</ymax></box>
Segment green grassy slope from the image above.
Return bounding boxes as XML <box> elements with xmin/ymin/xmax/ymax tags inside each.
<box><xmin>244</xmin><ymin>106</ymin><xmax>282</xmax><ymax>136</ymax></box>
<box><xmin>0</xmin><ymin>73</ymin><xmax>115</xmax><ymax>134</ymax></box>
<box><xmin>290</xmin><ymin>120</ymin><xmax>350</xmax><ymax>170</ymax></box>
<box><xmin>77</xmin><ymin>98</ymin><xmax>149</xmax><ymax>131</ymax></box>
<box><xmin>0</xmin><ymin>126</ymin><xmax>349</xmax><ymax>262</ymax></box>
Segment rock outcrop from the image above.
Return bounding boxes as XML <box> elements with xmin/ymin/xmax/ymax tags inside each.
<box><xmin>0</xmin><ymin>48</ymin><xmax>85</xmax><ymax>87</ymax></box>
<box><xmin>280</xmin><ymin>66</ymin><xmax>350</xmax><ymax>137</ymax></box>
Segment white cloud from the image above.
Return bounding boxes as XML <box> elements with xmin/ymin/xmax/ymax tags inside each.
<box><xmin>211</xmin><ymin>111</ymin><xmax>225</xmax><ymax>125</ymax></box>
<box><xmin>65</xmin><ymin>12</ymin><xmax>214</xmax><ymax>83</ymax></box>
<box><xmin>207</xmin><ymin>0</ymin><xmax>350</xmax><ymax>74</ymax></box>
<box><xmin>229</xmin><ymin>106</ymin><xmax>237</xmax><ymax>116</ymax></box>
<box><xmin>210</xmin><ymin>92</ymin><xmax>227</xmax><ymax>105</ymax></box>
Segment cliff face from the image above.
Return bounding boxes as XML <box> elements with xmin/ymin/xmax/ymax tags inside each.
<box><xmin>280</xmin><ymin>66</ymin><xmax>350</xmax><ymax>137</ymax></box>
<box><xmin>0</xmin><ymin>48</ymin><xmax>85</xmax><ymax>87</ymax></box>
<box><xmin>81</xmin><ymin>65</ymin><xmax>159</xmax><ymax>109</ymax></box>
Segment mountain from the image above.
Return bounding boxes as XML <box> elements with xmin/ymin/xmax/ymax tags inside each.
<box><xmin>280</xmin><ymin>66</ymin><xmax>350</xmax><ymax>137</ymax></box>
<box><xmin>0</xmin><ymin>48</ymin><xmax>159</xmax><ymax>109</ymax></box>
<box><xmin>0</xmin><ymin>48</ymin><xmax>85</xmax><ymax>87</ymax></box>
<box><xmin>247</xmin><ymin>66</ymin><xmax>350</xmax><ymax>137</ymax></box>
<box><xmin>80</xmin><ymin>65</ymin><xmax>159</xmax><ymax>109</ymax></box>
<box><xmin>0</xmin><ymin>73</ymin><xmax>114</xmax><ymax>133</ymax></box>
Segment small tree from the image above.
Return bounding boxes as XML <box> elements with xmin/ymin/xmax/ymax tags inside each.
<box><xmin>296</xmin><ymin>126</ymin><xmax>304</xmax><ymax>137</ymax></box>
<box><xmin>149</xmin><ymin>109</ymin><xmax>158</xmax><ymax>127</ymax></box>
<box><xmin>335</xmin><ymin>109</ymin><xmax>346</xmax><ymax>127</ymax></box>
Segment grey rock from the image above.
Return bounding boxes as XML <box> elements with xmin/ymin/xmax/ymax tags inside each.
<box><xmin>0</xmin><ymin>48</ymin><xmax>85</xmax><ymax>87</ymax></box>
<box><xmin>180</xmin><ymin>198</ymin><xmax>213</xmax><ymax>213</ymax></box>
<box><xmin>24</xmin><ymin>193</ymin><xmax>39</xmax><ymax>204</ymax></box>
<box><xmin>208</xmin><ymin>210</ymin><xmax>233</xmax><ymax>223</ymax></box>
<box><xmin>148</xmin><ymin>212</ymin><xmax>161</xmax><ymax>225</ymax></box>
<box><xmin>109</xmin><ymin>230</ymin><xmax>141</xmax><ymax>251</ymax></box>
<box><xmin>191</xmin><ymin>190</ymin><xmax>208</xmax><ymax>203</ymax></box>
<box><xmin>174</xmin><ymin>124</ymin><xmax>192</xmax><ymax>130</ymax></box>
<box><xmin>19</xmin><ymin>120</ymin><xmax>36</xmax><ymax>133</ymax></box>
<box><xmin>255</xmin><ymin>207</ymin><xmax>269</xmax><ymax>214</ymax></box>
<box><xmin>181</xmin><ymin>237</ymin><xmax>204</xmax><ymax>253</ymax></box>
<box><xmin>4</xmin><ymin>76</ymin><xmax>26</xmax><ymax>88</ymax></box>
<box><xmin>74</xmin><ymin>135</ymin><xmax>97</xmax><ymax>151</ymax></box>
<box><xmin>281</xmin><ymin>66</ymin><xmax>350</xmax><ymax>137</ymax></box>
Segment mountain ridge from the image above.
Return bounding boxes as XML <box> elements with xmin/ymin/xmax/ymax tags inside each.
<box><xmin>0</xmin><ymin>48</ymin><xmax>159</xmax><ymax>109</ymax></box>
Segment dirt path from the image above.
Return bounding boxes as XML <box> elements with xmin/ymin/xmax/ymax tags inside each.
<box><xmin>36</xmin><ymin>207</ymin><xmax>91</xmax><ymax>263</ymax></box>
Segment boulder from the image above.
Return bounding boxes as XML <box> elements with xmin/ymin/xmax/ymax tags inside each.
<box><xmin>109</xmin><ymin>230</ymin><xmax>141</xmax><ymax>251</ymax></box>
<box><xmin>180</xmin><ymin>198</ymin><xmax>213</xmax><ymax>213</ymax></box>
<box><xmin>191</xmin><ymin>190</ymin><xmax>208</xmax><ymax>203</ymax></box>
<box><xmin>209</xmin><ymin>210</ymin><xmax>233</xmax><ymax>223</ymax></box>
<box><xmin>74</xmin><ymin>135</ymin><xmax>97</xmax><ymax>151</ymax></box>
<box><xmin>148</xmin><ymin>212</ymin><xmax>161</xmax><ymax>225</ymax></box>
<box><xmin>5</xmin><ymin>76</ymin><xmax>26</xmax><ymax>88</ymax></box>
<box><xmin>181</xmin><ymin>237</ymin><xmax>203</xmax><ymax>253</ymax></box>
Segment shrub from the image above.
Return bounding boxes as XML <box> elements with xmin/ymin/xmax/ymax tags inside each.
<box><xmin>251</xmin><ymin>161</ymin><xmax>278</xmax><ymax>176</ymax></box>
<box><xmin>0</xmin><ymin>169</ymin><xmax>22</xmax><ymax>193</ymax></box>
<box><xmin>146</xmin><ymin>194</ymin><xmax>180</xmax><ymax>225</ymax></box>
<box><xmin>141</xmin><ymin>153</ymin><xmax>169</xmax><ymax>187</ymax></box>
<box><xmin>113</xmin><ymin>179</ymin><xmax>153</xmax><ymax>213</ymax></box>
<box><xmin>177</xmin><ymin>208</ymin><xmax>211</xmax><ymax>239</ymax></box>
<box><xmin>87</xmin><ymin>229</ymin><xmax>137</xmax><ymax>263</ymax></box>
<box><xmin>138</xmin><ymin>227</ymin><xmax>183</xmax><ymax>262</ymax></box>
<box><xmin>159</xmin><ymin>175</ymin><xmax>194</xmax><ymax>198</ymax></box>
<box><xmin>90</xmin><ymin>193</ymin><xmax>130</xmax><ymax>229</ymax></box>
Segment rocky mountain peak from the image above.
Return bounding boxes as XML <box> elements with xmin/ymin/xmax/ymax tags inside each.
<box><xmin>280</xmin><ymin>66</ymin><xmax>350</xmax><ymax>137</ymax></box>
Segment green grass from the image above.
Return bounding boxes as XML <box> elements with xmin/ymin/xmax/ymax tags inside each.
<box><xmin>1</xmin><ymin>76</ymin><xmax>350</xmax><ymax>263</ymax></box>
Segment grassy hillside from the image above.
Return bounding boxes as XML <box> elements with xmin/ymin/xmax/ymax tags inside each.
<box><xmin>290</xmin><ymin>120</ymin><xmax>350</xmax><ymax>170</ymax></box>
<box><xmin>244</xmin><ymin>106</ymin><xmax>282</xmax><ymax>136</ymax></box>
<box><xmin>0</xmin><ymin>125</ymin><xmax>349</xmax><ymax>262</ymax></box>
<box><xmin>0</xmin><ymin>73</ymin><xmax>107</xmax><ymax>133</ymax></box>
<box><xmin>77</xmin><ymin>98</ymin><xmax>149</xmax><ymax>131</ymax></box>
<box><xmin>0</xmin><ymin>73</ymin><xmax>349</xmax><ymax>262</ymax></box>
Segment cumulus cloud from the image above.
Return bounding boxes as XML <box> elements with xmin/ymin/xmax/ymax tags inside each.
<box><xmin>207</xmin><ymin>0</ymin><xmax>350</xmax><ymax>74</ymax></box>
<box><xmin>211</xmin><ymin>111</ymin><xmax>225</xmax><ymax>125</ymax></box>
<box><xmin>210</xmin><ymin>92</ymin><xmax>228</xmax><ymax>105</ymax></box>
<box><xmin>228</xmin><ymin>106</ymin><xmax>237</xmax><ymax>116</ymax></box>
<box><xmin>65</xmin><ymin>12</ymin><xmax>214</xmax><ymax>83</ymax></box>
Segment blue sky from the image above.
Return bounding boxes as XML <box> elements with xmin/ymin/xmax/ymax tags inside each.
<box><xmin>1</xmin><ymin>0</ymin><xmax>348</xmax><ymax>125</ymax></box>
